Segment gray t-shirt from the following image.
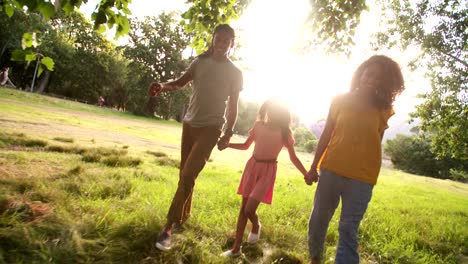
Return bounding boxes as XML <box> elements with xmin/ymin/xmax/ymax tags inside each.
<box><xmin>183</xmin><ymin>56</ymin><xmax>243</xmax><ymax>128</ymax></box>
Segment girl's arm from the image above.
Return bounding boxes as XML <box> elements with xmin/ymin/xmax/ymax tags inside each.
<box><xmin>227</xmin><ymin>134</ymin><xmax>254</xmax><ymax>150</ymax></box>
<box><xmin>308</xmin><ymin>112</ymin><xmax>335</xmax><ymax>181</ymax></box>
<box><xmin>285</xmin><ymin>144</ymin><xmax>310</xmax><ymax>181</ymax></box>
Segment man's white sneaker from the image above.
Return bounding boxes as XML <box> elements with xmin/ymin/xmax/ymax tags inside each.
<box><xmin>155</xmin><ymin>231</ymin><xmax>171</xmax><ymax>251</ymax></box>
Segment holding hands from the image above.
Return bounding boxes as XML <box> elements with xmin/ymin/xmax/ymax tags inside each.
<box><xmin>217</xmin><ymin>135</ymin><xmax>230</xmax><ymax>151</ymax></box>
<box><xmin>305</xmin><ymin>167</ymin><xmax>319</xmax><ymax>185</ymax></box>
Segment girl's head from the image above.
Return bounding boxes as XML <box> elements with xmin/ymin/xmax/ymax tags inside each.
<box><xmin>199</xmin><ymin>24</ymin><xmax>235</xmax><ymax>59</ymax></box>
<box><xmin>257</xmin><ymin>99</ymin><xmax>292</xmax><ymax>141</ymax></box>
<box><xmin>350</xmin><ymin>55</ymin><xmax>405</xmax><ymax>108</ymax></box>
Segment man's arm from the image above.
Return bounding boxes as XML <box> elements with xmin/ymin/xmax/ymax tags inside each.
<box><xmin>217</xmin><ymin>90</ymin><xmax>240</xmax><ymax>150</ymax></box>
<box><xmin>160</xmin><ymin>71</ymin><xmax>193</xmax><ymax>92</ymax></box>
<box><xmin>149</xmin><ymin>71</ymin><xmax>192</xmax><ymax>96</ymax></box>
<box><xmin>224</xmin><ymin>90</ymin><xmax>240</xmax><ymax>135</ymax></box>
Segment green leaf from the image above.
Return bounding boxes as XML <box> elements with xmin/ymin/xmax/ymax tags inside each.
<box><xmin>5</xmin><ymin>4</ymin><xmax>14</xmax><ymax>17</ymax></box>
<box><xmin>115</xmin><ymin>16</ymin><xmax>130</xmax><ymax>38</ymax></box>
<box><xmin>96</xmin><ymin>24</ymin><xmax>106</xmax><ymax>34</ymax></box>
<box><xmin>62</xmin><ymin>1</ymin><xmax>74</xmax><ymax>14</ymax></box>
<box><xmin>11</xmin><ymin>49</ymin><xmax>26</xmax><ymax>61</ymax></box>
<box><xmin>38</xmin><ymin>65</ymin><xmax>44</xmax><ymax>77</ymax></box>
<box><xmin>38</xmin><ymin>2</ymin><xmax>55</xmax><ymax>19</ymax></box>
<box><xmin>94</xmin><ymin>11</ymin><xmax>108</xmax><ymax>27</ymax></box>
<box><xmin>25</xmin><ymin>53</ymin><xmax>37</xmax><ymax>62</ymax></box>
<box><xmin>41</xmin><ymin>57</ymin><xmax>55</xmax><ymax>71</ymax></box>
<box><xmin>21</xmin><ymin>32</ymin><xmax>34</xmax><ymax>49</ymax></box>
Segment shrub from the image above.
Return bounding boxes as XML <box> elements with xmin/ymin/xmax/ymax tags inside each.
<box><xmin>293</xmin><ymin>126</ymin><xmax>317</xmax><ymax>152</ymax></box>
<box><xmin>384</xmin><ymin>134</ymin><xmax>467</xmax><ymax>181</ymax></box>
<box><xmin>52</xmin><ymin>137</ymin><xmax>74</xmax><ymax>143</ymax></box>
<box><xmin>101</xmin><ymin>155</ymin><xmax>142</xmax><ymax>167</ymax></box>
<box><xmin>304</xmin><ymin>139</ymin><xmax>318</xmax><ymax>153</ymax></box>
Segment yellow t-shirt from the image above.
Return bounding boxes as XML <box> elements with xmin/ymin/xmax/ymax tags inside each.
<box><xmin>319</xmin><ymin>93</ymin><xmax>394</xmax><ymax>185</ymax></box>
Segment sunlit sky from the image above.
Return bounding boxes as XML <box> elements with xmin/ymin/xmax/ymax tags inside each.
<box><xmin>81</xmin><ymin>0</ymin><xmax>430</xmax><ymax>134</ymax></box>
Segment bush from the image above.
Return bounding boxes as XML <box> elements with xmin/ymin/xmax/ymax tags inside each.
<box><xmin>304</xmin><ymin>139</ymin><xmax>318</xmax><ymax>153</ymax></box>
<box><xmin>449</xmin><ymin>169</ymin><xmax>468</xmax><ymax>182</ymax></box>
<box><xmin>293</xmin><ymin>126</ymin><xmax>317</xmax><ymax>152</ymax></box>
<box><xmin>384</xmin><ymin>134</ymin><xmax>467</xmax><ymax>181</ymax></box>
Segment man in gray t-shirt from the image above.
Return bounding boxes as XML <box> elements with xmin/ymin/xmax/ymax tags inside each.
<box><xmin>150</xmin><ymin>24</ymin><xmax>243</xmax><ymax>252</ymax></box>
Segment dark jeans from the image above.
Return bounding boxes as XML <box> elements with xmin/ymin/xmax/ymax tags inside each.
<box><xmin>166</xmin><ymin>123</ymin><xmax>221</xmax><ymax>224</ymax></box>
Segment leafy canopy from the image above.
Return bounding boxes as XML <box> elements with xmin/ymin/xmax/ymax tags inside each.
<box><xmin>374</xmin><ymin>0</ymin><xmax>467</xmax><ymax>160</ymax></box>
<box><xmin>0</xmin><ymin>0</ymin><xmax>132</xmax><ymax>38</ymax></box>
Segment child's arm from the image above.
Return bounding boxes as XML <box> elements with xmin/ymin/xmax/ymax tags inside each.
<box><xmin>285</xmin><ymin>144</ymin><xmax>312</xmax><ymax>184</ymax></box>
<box><xmin>226</xmin><ymin>134</ymin><xmax>254</xmax><ymax>150</ymax></box>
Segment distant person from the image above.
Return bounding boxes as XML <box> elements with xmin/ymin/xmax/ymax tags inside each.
<box><xmin>307</xmin><ymin>55</ymin><xmax>405</xmax><ymax>264</ymax></box>
<box><xmin>98</xmin><ymin>96</ymin><xmax>105</xmax><ymax>107</ymax></box>
<box><xmin>149</xmin><ymin>24</ymin><xmax>243</xmax><ymax>251</ymax></box>
<box><xmin>219</xmin><ymin>99</ymin><xmax>314</xmax><ymax>257</ymax></box>
<box><xmin>0</xmin><ymin>66</ymin><xmax>15</xmax><ymax>87</ymax></box>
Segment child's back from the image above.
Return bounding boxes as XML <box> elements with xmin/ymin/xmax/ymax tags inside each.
<box><xmin>250</xmin><ymin>122</ymin><xmax>294</xmax><ymax>161</ymax></box>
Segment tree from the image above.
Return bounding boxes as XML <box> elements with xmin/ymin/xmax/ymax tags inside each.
<box><xmin>181</xmin><ymin>0</ymin><xmax>252</xmax><ymax>54</ymax></box>
<box><xmin>384</xmin><ymin>134</ymin><xmax>467</xmax><ymax>181</ymax></box>
<box><xmin>293</xmin><ymin>126</ymin><xmax>317</xmax><ymax>153</ymax></box>
<box><xmin>235</xmin><ymin>100</ymin><xmax>259</xmax><ymax>135</ymax></box>
<box><xmin>122</xmin><ymin>13</ymin><xmax>192</xmax><ymax>118</ymax></box>
<box><xmin>374</xmin><ymin>0</ymin><xmax>467</xmax><ymax>160</ymax></box>
<box><xmin>0</xmin><ymin>10</ymin><xmax>54</xmax><ymax>90</ymax></box>
<box><xmin>0</xmin><ymin>0</ymin><xmax>131</xmax><ymax>37</ymax></box>
<box><xmin>306</xmin><ymin>0</ymin><xmax>368</xmax><ymax>55</ymax></box>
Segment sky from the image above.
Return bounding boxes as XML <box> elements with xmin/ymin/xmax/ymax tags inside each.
<box><xmin>81</xmin><ymin>0</ymin><xmax>430</xmax><ymax>136</ymax></box>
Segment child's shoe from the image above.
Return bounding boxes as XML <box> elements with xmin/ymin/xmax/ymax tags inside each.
<box><xmin>155</xmin><ymin>231</ymin><xmax>171</xmax><ymax>251</ymax></box>
<box><xmin>220</xmin><ymin>249</ymin><xmax>241</xmax><ymax>257</ymax></box>
<box><xmin>247</xmin><ymin>223</ymin><xmax>261</xmax><ymax>244</ymax></box>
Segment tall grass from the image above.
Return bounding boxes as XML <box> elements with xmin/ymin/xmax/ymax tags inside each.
<box><xmin>0</xmin><ymin>89</ymin><xmax>467</xmax><ymax>263</ymax></box>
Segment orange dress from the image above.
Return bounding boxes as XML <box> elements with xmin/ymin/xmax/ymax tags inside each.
<box><xmin>237</xmin><ymin>122</ymin><xmax>294</xmax><ymax>204</ymax></box>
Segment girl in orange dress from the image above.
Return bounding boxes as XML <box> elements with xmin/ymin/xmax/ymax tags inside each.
<box><xmin>219</xmin><ymin>99</ymin><xmax>314</xmax><ymax>257</ymax></box>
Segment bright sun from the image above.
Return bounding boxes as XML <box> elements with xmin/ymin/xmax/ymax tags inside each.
<box><xmin>232</xmin><ymin>0</ymin><xmax>355</xmax><ymax>125</ymax></box>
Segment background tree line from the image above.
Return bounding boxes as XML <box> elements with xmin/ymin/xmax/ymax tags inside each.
<box><xmin>0</xmin><ymin>10</ymin><xmax>192</xmax><ymax>120</ymax></box>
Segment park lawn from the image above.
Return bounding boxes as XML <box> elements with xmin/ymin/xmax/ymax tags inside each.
<box><xmin>0</xmin><ymin>88</ymin><xmax>467</xmax><ymax>264</ymax></box>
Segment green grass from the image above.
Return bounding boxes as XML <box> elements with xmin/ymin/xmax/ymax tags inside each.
<box><xmin>0</xmin><ymin>88</ymin><xmax>467</xmax><ymax>263</ymax></box>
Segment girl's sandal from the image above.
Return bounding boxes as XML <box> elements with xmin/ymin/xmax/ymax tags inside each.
<box><xmin>247</xmin><ymin>223</ymin><xmax>261</xmax><ymax>244</ymax></box>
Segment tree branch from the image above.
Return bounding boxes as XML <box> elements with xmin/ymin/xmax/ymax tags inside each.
<box><xmin>437</xmin><ymin>48</ymin><xmax>468</xmax><ymax>68</ymax></box>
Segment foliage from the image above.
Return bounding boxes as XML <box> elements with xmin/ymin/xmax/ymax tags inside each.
<box><xmin>122</xmin><ymin>13</ymin><xmax>192</xmax><ymax>118</ymax></box>
<box><xmin>235</xmin><ymin>100</ymin><xmax>259</xmax><ymax>135</ymax></box>
<box><xmin>384</xmin><ymin>134</ymin><xmax>467</xmax><ymax>181</ymax></box>
<box><xmin>0</xmin><ymin>10</ymin><xmax>54</xmax><ymax>89</ymax></box>
<box><xmin>293</xmin><ymin>126</ymin><xmax>317</xmax><ymax>153</ymax></box>
<box><xmin>182</xmin><ymin>0</ymin><xmax>369</xmax><ymax>56</ymax></box>
<box><xmin>0</xmin><ymin>0</ymin><xmax>131</xmax><ymax>38</ymax></box>
<box><xmin>181</xmin><ymin>0</ymin><xmax>252</xmax><ymax>54</ymax></box>
<box><xmin>43</xmin><ymin>11</ymin><xmax>129</xmax><ymax>104</ymax></box>
<box><xmin>306</xmin><ymin>0</ymin><xmax>368</xmax><ymax>55</ymax></box>
<box><xmin>304</xmin><ymin>139</ymin><xmax>318</xmax><ymax>153</ymax></box>
<box><xmin>374</xmin><ymin>0</ymin><xmax>467</xmax><ymax>160</ymax></box>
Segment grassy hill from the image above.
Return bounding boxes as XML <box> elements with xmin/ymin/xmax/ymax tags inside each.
<box><xmin>0</xmin><ymin>88</ymin><xmax>467</xmax><ymax>264</ymax></box>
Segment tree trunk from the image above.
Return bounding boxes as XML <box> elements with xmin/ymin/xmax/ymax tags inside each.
<box><xmin>36</xmin><ymin>70</ymin><xmax>51</xmax><ymax>93</ymax></box>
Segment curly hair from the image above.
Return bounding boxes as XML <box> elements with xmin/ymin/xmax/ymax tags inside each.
<box><xmin>257</xmin><ymin>99</ymin><xmax>292</xmax><ymax>143</ymax></box>
<box><xmin>350</xmin><ymin>55</ymin><xmax>405</xmax><ymax>109</ymax></box>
